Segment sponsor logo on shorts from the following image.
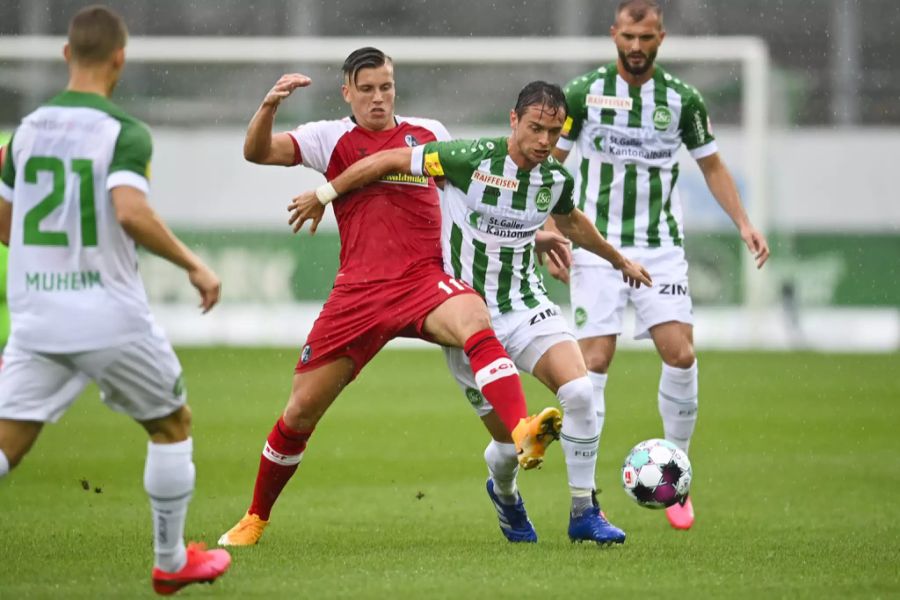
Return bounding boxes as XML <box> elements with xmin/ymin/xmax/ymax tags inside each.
<box><xmin>586</xmin><ymin>94</ymin><xmax>633</xmax><ymax>110</ymax></box>
<box><xmin>653</xmin><ymin>106</ymin><xmax>673</xmax><ymax>130</ymax></box>
<box><xmin>405</xmin><ymin>134</ymin><xmax>419</xmax><ymax>147</ymax></box>
<box><xmin>301</xmin><ymin>344</ymin><xmax>312</xmax><ymax>364</ymax></box>
<box><xmin>471</xmin><ymin>170</ymin><xmax>520</xmax><ymax>191</ymax></box>
<box><xmin>574</xmin><ymin>307</ymin><xmax>588</xmax><ymax>328</ymax></box>
<box><xmin>535</xmin><ymin>187</ymin><xmax>552</xmax><ymax>212</ymax></box>
<box><xmin>658</xmin><ymin>283</ymin><xmax>689</xmax><ymax>296</ymax></box>
<box><xmin>172</xmin><ymin>373</ymin><xmax>185</xmax><ymax>397</ymax></box>
<box><xmin>529</xmin><ymin>306</ymin><xmax>559</xmax><ymax>326</ymax></box>
<box><xmin>465</xmin><ymin>387</ymin><xmax>485</xmax><ymax>408</ymax></box>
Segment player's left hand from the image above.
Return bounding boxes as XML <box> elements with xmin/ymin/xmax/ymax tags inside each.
<box><xmin>620</xmin><ymin>258</ymin><xmax>653</xmax><ymax>288</ymax></box>
<box><xmin>288</xmin><ymin>191</ymin><xmax>325</xmax><ymax>234</ymax></box>
<box><xmin>535</xmin><ymin>230</ymin><xmax>572</xmax><ymax>271</ymax></box>
<box><xmin>740</xmin><ymin>225</ymin><xmax>770</xmax><ymax>268</ymax></box>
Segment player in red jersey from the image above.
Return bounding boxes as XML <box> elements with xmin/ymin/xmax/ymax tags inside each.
<box><xmin>219</xmin><ymin>47</ymin><xmax>562</xmax><ymax>546</ymax></box>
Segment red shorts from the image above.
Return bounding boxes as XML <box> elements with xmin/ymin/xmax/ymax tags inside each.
<box><xmin>295</xmin><ymin>263</ymin><xmax>479</xmax><ymax>379</ymax></box>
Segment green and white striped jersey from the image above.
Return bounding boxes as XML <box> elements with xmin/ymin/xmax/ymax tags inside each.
<box><xmin>410</xmin><ymin>136</ymin><xmax>575</xmax><ymax>317</ymax></box>
<box><xmin>0</xmin><ymin>90</ymin><xmax>156</xmax><ymax>352</ymax></box>
<box><xmin>558</xmin><ymin>63</ymin><xmax>717</xmax><ymax>262</ymax></box>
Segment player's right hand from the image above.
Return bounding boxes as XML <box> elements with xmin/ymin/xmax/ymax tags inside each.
<box><xmin>546</xmin><ymin>259</ymin><xmax>571</xmax><ymax>285</ymax></box>
<box><xmin>288</xmin><ymin>190</ymin><xmax>325</xmax><ymax>234</ymax></box>
<box><xmin>188</xmin><ymin>264</ymin><xmax>221</xmax><ymax>313</ymax></box>
<box><xmin>620</xmin><ymin>259</ymin><xmax>652</xmax><ymax>289</ymax></box>
<box><xmin>262</xmin><ymin>73</ymin><xmax>312</xmax><ymax>108</ymax></box>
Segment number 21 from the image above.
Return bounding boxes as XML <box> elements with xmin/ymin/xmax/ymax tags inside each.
<box><xmin>23</xmin><ymin>155</ymin><xmax>97</xmax><ymax>247</ymax></box>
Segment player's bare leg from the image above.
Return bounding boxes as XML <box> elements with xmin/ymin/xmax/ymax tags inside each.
<box><xmin>219</xmin><ymin>357</ymin><xmax>355</xmax><ymax>546</ymax></box>
<box><xmin>141</xmin><ymin>406</ymin><xmax>231</xmax><ymax>593</ymax></box>
<box><xmin>532</xmin><ymin>341</ymin><xmax>625</xmax><ymax>545</ymax></box>
<box><xmin>0</xmin><ymin>419</ymin><xmax>43</xmax><ymax>476</ymax></box>
<box><xmin>423</xmin><ymin>294</ymin><xmax>560</xmax><ymax>469</ymax></box>
<box><xmin>650</xmin><ymin>321</ymin><xmax>698</xmax><ymax>530</ymax></box>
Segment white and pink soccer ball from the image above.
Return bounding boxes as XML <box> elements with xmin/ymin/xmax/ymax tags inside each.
<box><xmin>622</xmin><ymin>439</ymin><xmax>692</xmax><ymax>509</ymax></box>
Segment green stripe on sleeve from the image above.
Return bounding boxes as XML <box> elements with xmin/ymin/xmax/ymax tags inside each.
<box><xmin>620</xmin><ymin>163</ymin><xmax>638</xmax><ymax>246</ymax></box>
<box><xmin>496</xmin><ymin>247</ymin><xmax>515</xmax><ymax>313</ymax></box>
<box><xmin>450</xmin><ymin>223</ymin><xmax>464</xmax><ymax>278</ymax></box>
<box><xmin>472</xmin><ymin>239</ymin><xmax>489</xmax><ymax>296</ymax></box>
<box><xmin>646</xmin><ymin>166</ymin><xmax>663</xmax><ymax>247</ymax></box>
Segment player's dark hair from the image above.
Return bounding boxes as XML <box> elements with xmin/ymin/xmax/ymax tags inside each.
<box><xmin>514</xmin><ymin>81</ymin><xmax>568</xmax><ymax>120</ymax></box>
<box><xmin>616</xmin><ymin>0</ymin><xmax>664</xmax><ymax>26</ymax></box>
<box><xmin>68</xmin><ymin>5</ymin><xmax>128</xmax><ymax>65</ymax></box>
<box><xmin>342</xmin><ymin>47</ymin><xmax>392</xmax><ymax>86</ymax></box>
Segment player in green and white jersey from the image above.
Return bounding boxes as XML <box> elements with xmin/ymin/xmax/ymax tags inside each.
<box><xmin>287</xmin><ymin>81</ymin><xmax>651</xmax><ymax>545</ymax></box>
<box><xmin>548</xmin><ymin>0</ymin><xmax>770</xmax><ymax>530</ymax></box>
<box><xmin>0</xmin><ymin>6</ymin><xmax>230</xmax><ymax>593</ymax></box>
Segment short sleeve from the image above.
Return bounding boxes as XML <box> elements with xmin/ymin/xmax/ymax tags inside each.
<box><xmin>289</xmin><ymin>120</ymin><xmax>336</xmax><ymax>174</ymax></box>
<box><xmin>413</xmin><ymin>139</ymin><xmax>481</xmax><ymax>188</ymax></box>
<box><xmin>551</xmin><ymin>167</ymin><xmax>576</xmax><ymax>215</ymax></box>
<box><xmin>108</xmin><ymin>119</ymin><xmax>152</xmax><ymax>193</ymax></box>
<box><xmin>0</xmin><ymin>132</ymin><xmax>15</xmax><ymax>199</ymax></box>
<box><xmin>680</xmin><ymin>89</ymin><xmax>717</xmax><ymax>158</ymax></box>
<box><xmin>558</xmin><ymin>75</ymin><xmax>590</xmax><ymax>151</ymax></box>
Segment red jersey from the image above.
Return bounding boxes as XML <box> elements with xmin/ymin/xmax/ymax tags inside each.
<box><xmin>288</xmin><ymin>116</ymin><xmax>451</xmax><ymax>285</ymax></box>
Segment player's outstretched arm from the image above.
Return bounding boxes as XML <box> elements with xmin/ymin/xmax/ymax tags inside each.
<box><xmin>287</xmin><ymin>147</ymin><xmax>414</xmax><ymax>234</ymax></box>
<box><xmin>697</xmin><ymin>152</ymin><xmax>770</xmax><ymax>268</ymax></box>
<box><xmin>112</xmin><ymin>186</ymin><xmax>221</xmax><ymax>312</ymax></box>
<box><xmin>551</xmin><ymin>208</ymin><xmax>652</xmax><ymax>288</ymax></box>
<box><xmin>244</xmin><ymin>73</ymin><xmax>311</xmax><ymax>166</ymax></box>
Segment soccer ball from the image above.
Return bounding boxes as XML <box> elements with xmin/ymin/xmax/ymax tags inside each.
<box><xmin>621</xmin><ymin>439</ymin><xmax>692</xmax><ymax>509</ymax></box>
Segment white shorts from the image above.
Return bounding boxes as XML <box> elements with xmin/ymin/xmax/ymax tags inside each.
<box><xmin>444</xmin><ymin>299</ymin><xmax>576</xmax><ymax>417</ymax></box>
<box><xmin>0</xmin><ymin>325</ymin><xmax>186</xmax><ymax>423</ymax></box>
<box><xmin>570</xmin><ymin>246</ymin><xmax>693</xmax><ymax>340</ymax></box>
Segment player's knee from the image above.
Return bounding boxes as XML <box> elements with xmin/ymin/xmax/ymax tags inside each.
<box><xmin>584</xmin><ymin>353</ymin><xmax>613</xmax><ymax>374</ymax></box>
<box><xmin>557</xmin><ymin>376</ymin><xmax>594</xmax><ymax>413</ymax></box>
<box><xmin>155</xmin><ymin>405</ymin><xmax>192</xmax><ymax>442</ymax></box>
<box><xmin>664</xmin><ymin>347</ymin><xmax>696</xmax><ymax>369</ymax></box>
<box><xmin>283</xmin><ymin>393</ymin><xmax>323</xmax><ymax>431</ymax></box>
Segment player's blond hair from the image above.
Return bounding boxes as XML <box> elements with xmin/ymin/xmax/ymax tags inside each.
<box><xmin>68</xmin><ymin>5</ymin><xmax>128</xmax><ymax>65</ymax></box>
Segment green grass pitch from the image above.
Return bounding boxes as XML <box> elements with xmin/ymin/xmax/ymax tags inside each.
<box><xmin>1</xmin><ymin>348</ymin><xmax>898</xmax><ymax>598</ymax></box>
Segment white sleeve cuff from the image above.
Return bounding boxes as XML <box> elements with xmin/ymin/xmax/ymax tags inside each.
<box><xmin>689</xmin><ymin>141</ymin><xmax>718</xmax><ymax>160</ymax></box>
<box><xmin>556</xmin><ymin>137</ymin><xmax>575</xmax><ymax>152</ymax></box>
<box><xmin>0</xmin><ymin>180</ymin><xmax>13</xmax><ymax>202</ymax></box>
<box><xmin>410</xmin><ymin>145</ymin><xmax>426</xmax><ymax>176</ymax></box>
<box><xmin>107</xmin><ymin>170</ymin><xmax>150</xmax><ymax>194</ymax></box>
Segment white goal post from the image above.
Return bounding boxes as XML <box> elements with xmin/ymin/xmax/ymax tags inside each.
<box><xmin>0</xmin><ymin>35</ymin><xmax>770</xmax><ymax>315</ymax></box>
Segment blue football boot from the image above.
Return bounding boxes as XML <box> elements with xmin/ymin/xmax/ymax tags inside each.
<box><xmin>485</xmin><ymin>478</ymin><xmax>538</xmax><ymax>543</ymax></box>
<box><xmin>568</xmin><ymin>494</ymin><xmax>626</xmax><ymax>545</ymax></box>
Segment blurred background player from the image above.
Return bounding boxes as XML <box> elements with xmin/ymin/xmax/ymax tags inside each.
<box><xmin>0</xmin><ymin>5</ymin><xmax>230</xmax><ymax>594</ymax></box>
<box><xmin>218</xmin><ymin>48</ymin><xmax>562</xmax><ymax>547</ymax></box>
<box><xmin>287</xmin><ymin>81</ymin><xmax>652</xmax><ymax>545</ymax></box>
<box><xmin>547</xmin><ymin>0</ymin><xmax>770</xmax><ymax>529</ymax></box>
<box><xmin>0</xmin><ymin>132</ymin><xmax>11</xmax><ymax>354</ymax></box>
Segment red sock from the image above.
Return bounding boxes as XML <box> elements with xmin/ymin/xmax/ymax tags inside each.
<box><xmin>464</xmin><ymin>329</ymin><xmax>527</xmax><ymax>433</ymax></box>
<box><xmin>248</xmin><ymin>416</ymin><xmax>313</xmax><ymax>520</ymax></box>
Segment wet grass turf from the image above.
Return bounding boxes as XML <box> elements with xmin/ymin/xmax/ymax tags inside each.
<box><xmin>1</xmin><ymin>348</ymin><xmax>898</xmax><ymax>598</ymax></box>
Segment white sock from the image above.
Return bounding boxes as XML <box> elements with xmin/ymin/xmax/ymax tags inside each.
<box><xmin>144</xmin><ymin>438</ymin><xmax>195</xmax><ymax>573</ymax></box>
<box><xmin>558</xmin><ymin>376</ymin><xmax>599</xmax><ymax>491</ymax></box>
<box><xmin>484</xmin><ymin>440</ymin><xmax>519</xmax><ymax>501</ymax></box>
<box><xmin>587</xmin><ymin>371</ymin><xmax>608</xmax><ymax>448</ymax></box>
<box><xmin>0</xmin><ymin>449</ymin><xmax>9</xmax><ymax>478</ymax></box>
<box><xmin>658</xmin><ymin>361</ymin><xmax>699</xmax><ymax>452</ymax></box>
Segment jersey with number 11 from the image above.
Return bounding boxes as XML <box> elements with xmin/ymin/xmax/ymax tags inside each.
<box><xmin>0</xmin><ymin>91</ymin><xmax>155</xmax><ymax>352</ymax></box>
